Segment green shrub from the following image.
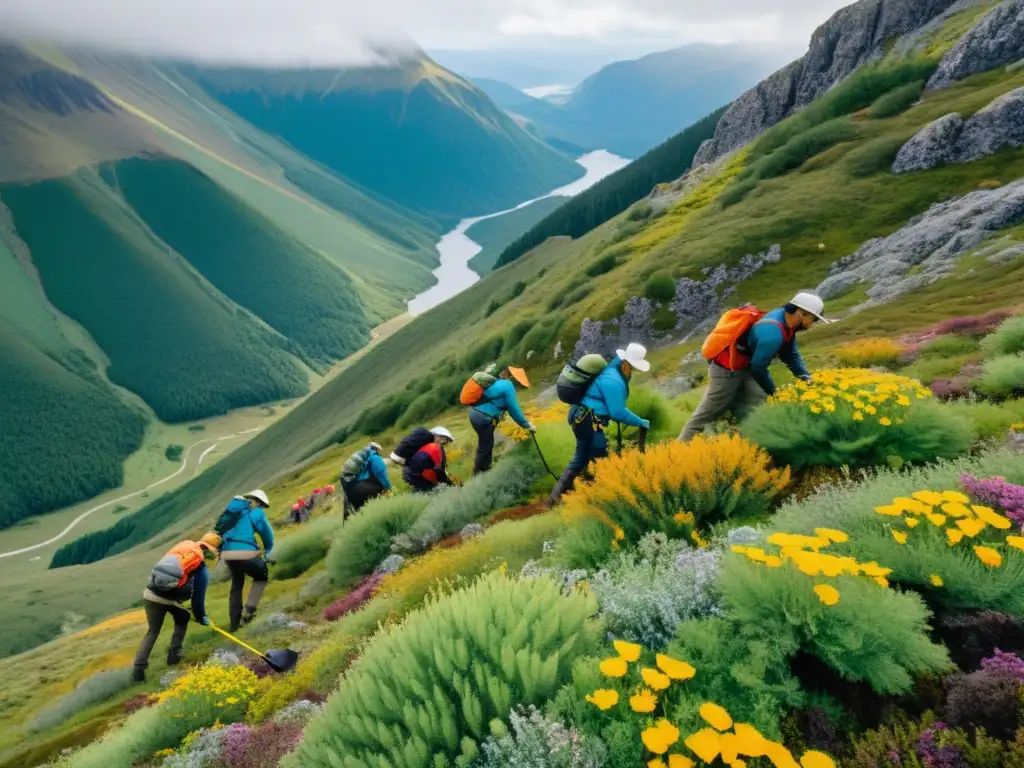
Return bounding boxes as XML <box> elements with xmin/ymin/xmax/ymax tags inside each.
<box><xmin>627</xmin><ymin>203</ymin><xmax>654</xmax><ymax>222</ymax></box>
<box><xmin>719</xmin><ymin>177</ymin><xmax>758</xmax><ymax>208</ymax></box>
<box><xmin>585</xmin><ymin>252</ymin><xmax>621</xmax><ymax>278</ymax></box>
<box><xmin>866</xmin><ymin>81</ymin><xmax>925</xmax><ymax>119</ymax></box>
<box><xmin>665</xmin><ymin>617</ymin><xmax>803</xmax><ymax>739</ymax></box>
<box><xmin>643</xmin><ymin>272</ymin><xmax>676</xmax><ymax>303</ymax></box>
<box><xmin>464</xmin><ymin>335</ymin><xmax>506</xmax><ymax>370</ymax></box>
<box><xmin>719</xmin><ymin>556</ymin><xmax>952</xmax><ymax>694</ymax></box>
<box><xmin>918</xmin><ymin>335</ymin><xmax>980</xmax><ymax>360</ymax></box>
<box><xmin>325</xmin><ymin>494</ymin><xmax>430</xmax><ymax>586</ymax></box>
<box><xmin>285</xmin><ymin>572</ymin><xmax>599</xmax><ymax>767</ymax></box>
<box><xmin>753</xmin><ymin>58</ymin><xmax>938</xmax><ymax>158</ymax></box>
<box><xmin>554</xmin><ymin>517</ymin><xmax>616</xmax><ymax>571</ymax></box>
<box><xmin>273</xmin><ymin>510</ymin><xmax>347</xmax><ymax>578</ymax></box>
<box><xmin>750</xmin><ymin>117</ymin><xmax>861</xmax><ymax>182</ymax></box>
<box><xmin>623</xmin><ymin>386</ymin><xmax>675</xmax><ymax>443</ymax></box>
<box><xmin>398</xmin><ymin>390</ymin><xmax>450</xmax><ymax>428</ymax></box>
<box><xmin>741</xmin><ymin>372</ymin><xmax>974</xmax><ymax>470</ymax></box>
<box><xmin>406</xmin><ymin>452</ymin><xmax>540</xmax><ymax>542</ymax></box>
<box><xmin>976</xmin><ymin>355</ymin><xmax>1024</xmax><ymax>399</ymax></box>
<box><xmin>516</xmin><ymin>315</ymin><xmax>565</xmax><ymax>357</ymax></box>
<box><xmin>981</xmin><ymin>317</ymin><xmax>1024</xmax><ymax>357</ymax></box>
<box><xmin>562</xmin><ymin>284</ymin><xmax>594</xmax><ymax>308</ymax></box>
<box><xmin>356</xmin><ymin>392</ymin><xmax>413</xmax><ymax>435</ymax></box>
<box><xmin>949</xmin><ymin>399</ymin><xmax>1024</xmax><ymax>440</ymax></box>
<box><xmin>63</xmin><ymin>704</ymin><xmax>185</xmax><ymax>768</ymax></box>
<box><xmin>164</xmin><ymin>445</ymin><xmax>184</xmax><ymax>462</ymax></box>
<box><xmin>28</xmin><ymin>668</ymin><xmax>133</xmax><ymax>733</ymax></box>
<box><xmin>504</xmin><ymin>319</ymin><xmax>536</xmax><ymax>355</ymax></box>
<box><xmin>652</xmin><ymin>305</ymin><xmax>677</xmax><ymax>332</ymax></box>
<box><xmin>843</xmin><ymin>133</ymin><xmax>914</xmax><ymax>177</ymax></box>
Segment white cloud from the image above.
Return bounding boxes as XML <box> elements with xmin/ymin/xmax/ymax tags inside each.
<box><xmin>0</xmin><ymin>0</ymin><xmax>854</xmax><ymax>66</ymax></box>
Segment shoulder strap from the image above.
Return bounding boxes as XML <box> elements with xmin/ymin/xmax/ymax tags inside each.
<box><xmin>758</xmin><ymin>317</ymin><xmax>793</xmax><ymax>341</ymax></box>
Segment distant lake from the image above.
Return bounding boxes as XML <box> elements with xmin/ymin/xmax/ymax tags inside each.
<box><xmin>407</xmin><ymin>150</ymin><xmax>630</xmax><ymax>316</ymax></box>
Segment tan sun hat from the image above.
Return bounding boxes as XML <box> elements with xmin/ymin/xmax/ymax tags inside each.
<box><xmin>243</xmin><ymin>489</ymin><xmax>270</xmax><ymax>508</ymax></box>
<box><xmin>507</xmin><ymin>366</ymin><xmax>530</xmax><ymax>387</ymax></box>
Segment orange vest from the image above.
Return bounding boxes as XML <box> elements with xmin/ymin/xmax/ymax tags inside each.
<box><xmin>166</xmin><ymin>541</ymin><xmax>206</xmax><ymax>588</ymax></box>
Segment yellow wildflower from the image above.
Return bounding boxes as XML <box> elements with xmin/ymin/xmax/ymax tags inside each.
<box><xmin>668</xmin><ymin>756</ymin><xmax>695</xmax><ymax>768</ymax></box>
<box><xmin>614</xmin><ymin>640</ymin><xmax>642</xmax><ymax>662</ymax></box>
<box><xmin>699</xmin><ymin>702</ymin><xmax>733</xmax><ymax>731</ymax></box>
<box><xmin>974</xmin><ymin>546</ymin><xmax>1003</xmax><ymax>568</ymax></box>
<box><xmin>930</xmin><ymin>574</ymin><xmax>943</xmax><ymax>587</ymax></box>
<box><xmin>766</xmin><ymin>742</ymin><xmax>802</xmax><ymax>768</ymax></box>
<box><xmin>874</xmin><ymin>577</ymin><xmax>890</xmax><ymax>588</ymax></box>
<box><xmin>767</xmin><ymin>533</ymin><xmax>828</xmax><ymax>550</ymax></box>
<box><xmin>642</xmin><ymin>720</ymin><xmax>680</xmax><ymax>754</ymax></box>
<box><xmin>853</xmin><ymin>411</ymin><xmax>864</xmax><ymax>422</ymax></box>
<box><xmin>913</xmin><ymin>491</ymin><xmax>944</xmax><ymax>506</ymax></box>
<box><xmin>1007</xmin><ymin>536</ymin><xmax>1024</xmax><ymax>551</ymax></box>
<box><xmin>586</xmin><ymin>689</ymin><xmax>619</xmax><ymax>710</ymax></box>
<box><xmin>648</xmin><ymin>761</ymin><xmax>667</xmax><ymax>768</ymax></box>
<box><xmin>656</xmin><ymin>654</ymin><xmax>696</xmax><ymax>681</ymax></box>
<box><xmin>905</xmin><ymin>517</ymin><xmax>920</xmax><ymax>528</ymax></box>
<box><xmin>801</xmin><ymin>751</ymin><xmax>838</xmax><ymax>768</ymax></box>
<box><xmin>941</xmin><ymin>491</ymin><xmax>969</xmax><ymax>504</ymax></box>
<box><xmin>942</xmin><ymin>502</ymin><xmax>972</xmax><ymax>518</ymax></box>
<box><xmin>684</xmin><ymin>728</ymin><xmax>722</xmax><ymax>762</ymax></box>
<box><xmin>973</xmin><ymin>505</ymin><xmax>1012</xmax><ymax>530</ymax></box>
<box><xmin>600</xmin><ymin>657</ymin><xmax>628</xmax><ymax>678</ymax></box>
<box><xmin>813</xmin><ymin>584</ymin><xmax>840</xmax><ymax>606</ymax></box>
<box><xmin>814</xmin><ymin>528</ymin><xmax>849</xmax><ymax>543</ymax></box>
<box><xmin>631</xmin><ymin>688</ymin><xmax>658</xmax><ymax>713</ymax></box>
<box><xmin>733</xmin><ymin>723</ymin><xmax>771</xmax><ymax>757</ymax></box>
<box><xmin>879</xmin><ymin>417</ymin><xmax>893</xmax><ymax>426</ymax></box>
<box><xmin>925</xmin><ymin>513</ymin><xmax>947</xmax><ymax>527</ymax></box>
<box><xmin>947</xmin><ymin>529</ymin><xmax>965</xmax><ymax>545</ymax></box>
<box><xmin>642</xmin><ymin>667</ymin><xmax>672</xmax><ymax>690</ymax></box>
<box><xmin>956</xmin><ymin>518</ymin><xmax>986</xmax><ymax>537</ymax></box>
<box><xmin>674</xmin><ymin>511</ymin><xmax>695</xmax><ymax>524</ymax></box>
<box><xmin>897</xmin><ymin>396</ymin><xmax>911</xmax><ymax>407</ymax></box>
<box><xmin>892</xmin><ymin>530</ymin><xmax>908</xmax><ymax>544</ymax></box>
<box><xmin>875</xmin><ymin>503</ymin><xmax>903</xmax><ymax>516</ymax></box>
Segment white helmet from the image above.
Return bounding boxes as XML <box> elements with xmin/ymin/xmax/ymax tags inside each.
<box><xmin>243</xmin><ymin>489</ymin><xmax>270</xmax><ymax>508</ymax></box>
<box><xmin>430</xmin><ymin>426</ymin><xmax>455</xmax><ymax>443</ymax></box>
<box><xmin>790</xmin><ymin>292</ymin><xmax>833</xmax><ymax>324</ymax></box>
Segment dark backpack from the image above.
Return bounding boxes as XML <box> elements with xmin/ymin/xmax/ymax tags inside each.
<box><xmin>341</xmin><ymin>448</ymin><xmax>373</xmax><ymax>483</ymax></box>
<box><xmin>214</xmin><ymin>497</ymin><xmax>249</xmax><ymax>538</ymax></box>
<box><xmin>556</xmin><ymin>354</ymin><xmax>608</xmax><ymax>405</ymax></box>
<box><xmin>392</xmin><ymin>427</ymin><xmax>434</xmax><ymax>466</ymax></box>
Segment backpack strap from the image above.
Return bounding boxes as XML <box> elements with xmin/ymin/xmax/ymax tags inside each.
<box><xmin>223</xmin><ymin>507</ymin><xmax>257</xmax><ymax>549</ymax></box>
<box><xmin>758</xmin><ymin>317</ymin><xmax>793</xmax><ymax>342</ymax></box>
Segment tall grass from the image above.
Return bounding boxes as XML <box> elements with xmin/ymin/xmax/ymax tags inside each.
<box><xmin>976</xmin><ymin>355</ymin><xmax>1024</xmax><ymax>399</ymax></box>
<box><xmin>981</xmin><ymin>317</ymin><xmax>1024</xmax><ymax>357</ymax></box>
<box><xmin>28</xmin><ymin>668</ymin><xmax>133</xmax><ymax>733</ymax></box>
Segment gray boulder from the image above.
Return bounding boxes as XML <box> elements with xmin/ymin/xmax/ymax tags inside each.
<box><xmin>375</xmin><ymin>554</ymin><xmax>405</xmax><ymax>575</ymax></box>
<box><xmin>459</xmin><ymin>523</ymin><xmax>484</xmax><ymax>539</ymax></box>
<box><xmin>892</xmin><ymin>87</ymin><xmax>1024</xmax><ymax>173</ymax></box>
<box><xmin>892</xmin><ymin>113</ymin><xmax>966</xmax><ymax>173</ymax></box>
<box><xmin>695</xmin><ymin>0</ymin><xmax>960</xmax><ymax>166</ymax></box>
<box><xmin>817</xmin><ymin>178</ymin><xmax>1024</xmax><ymax>307</ymax></box>
<box><xmin>929</xmin><ymin>0</ymin><xmax>1024</xmax><ymax>88</ymax></box>
<box><xmin>957</xmin><ymin>87</ymin><xmax>1024</xmax><ymax>162</ymax></box>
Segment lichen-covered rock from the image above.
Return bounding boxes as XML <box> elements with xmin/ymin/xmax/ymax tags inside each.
<box><xmin>892</xmin><ymin>88</ymin><xmax>1024</xmax><ymax>173</ymax></box>
<box><xmin>208</xmin><ymin>648</ymin><xmax>243</xmax><ymax>667</ymax></box>
<box><xmin>957</xmin><ymin>87</ymin><xmax>1024</xmax><ymax>162</ymax></box>
<box><xmin>249</xmin><ymin>612</ymin><xmax>307</xmax><ymax>635</ymax></box>
<box><xmin>929</xmin><ymin>0</ymin><xmax>1024</xmax><ymax>88</ymax></box>
<box><xmin>818</xmin><ymin>178</ymin><xmax>1024</xmax><ymax>308</ymax></box>
<box><xmin>375</xmin><ymin>554</ymin><xmax>405</xmax><ymax>575</ymax></box>
<box><xmin>695</xmin><ymin>0</ymin><xmax>960</xmax><ymax>166</ymax></box>
<box><xmin>459</xmin><ymin>523</ymin><xmax>484</xmax><ymax>539</ymax></box>
<box><xmin>892</xmin><ymin>113</ymin><xmax>966</xmax><ymax>173</ymax></box>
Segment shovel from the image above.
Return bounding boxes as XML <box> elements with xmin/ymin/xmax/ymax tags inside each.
<box><xmin>208</xmin><ymin>621</ymin><xmax>299</xmax><ymax>673</ymax></box>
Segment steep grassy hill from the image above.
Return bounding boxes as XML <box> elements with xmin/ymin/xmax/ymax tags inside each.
<box><xmin>7</xmin><ymin>0</ymin><xmax>1024</xmax><ymax>665</ymax></box>
<box><xmin>188</xmin><ymin>54</ymin><xmax>586</xmax><ymax>222</ymax></box>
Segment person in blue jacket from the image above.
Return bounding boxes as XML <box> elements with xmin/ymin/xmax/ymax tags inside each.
<box><xmin>342</xmin><ymin>442</ymin><xmax>392</xmax><ymax>514</ymax></box>
<box><xmin>220</xmin><ymin>489</ymin><xmax>275</xmax><ymax>630</ymax></box>
<box><xmin>549</xmin><ymin>343</ymin><xmax>652</xmax><ymax>505</ymax></box>
<box><xmin>679</xmin><ymin>292</ymin><xmax>831</xmax><ymax>441</ymax></box>
<box><xmin>469</xmin><ymin>366</ymin><xmax>535</xmax><ymax>474</ymax></box>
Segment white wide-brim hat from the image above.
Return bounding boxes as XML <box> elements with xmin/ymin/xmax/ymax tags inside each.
<box><xmin>791</xmin><ymin>292</ymin><xmax>834</xmax><ymax>324</ymax></box>
<box><xmin>616</xmin><ymin>342</ymin><xmax>651</xmax><ymax>372</ymax></box>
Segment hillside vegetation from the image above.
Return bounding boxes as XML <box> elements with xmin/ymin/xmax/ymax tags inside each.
<box><xmin>113</xmin><ymin>157</ymin><xmax>370</xmax><ymax>365</ymax></box>
<box><xmin>495</xmin><ymin>106</ymin><xmax>726</xmax><ymax>269</ymax></box>
<box><xmin>466</xmin><ymin>196</ymin><xmax>568</xmax><ymax>274</ymax></box>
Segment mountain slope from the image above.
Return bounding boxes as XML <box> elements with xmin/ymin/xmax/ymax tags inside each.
<box><xmin>187</xmin><ymin>55</ymin><xmax>585</xmax><ymax>222</ymax></box>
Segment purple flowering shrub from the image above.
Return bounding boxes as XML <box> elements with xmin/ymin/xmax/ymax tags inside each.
<box><xmin>944</xmin><ymin>669</ymin><xmax>1021</xmax><ymax>740</ymax></box>
<box><xmin>980</xmin><ymin>649</ymin><xmax>1024</xmax><ymax>683</ymax></box>
<box><xmin>935</xmin><ymin>610</ymin><xmax>1024</xmax><ymax>670</ymax></box>
<box><xmin>961</xmin><ymin>474</ymin><xmax>1024</xmax><ymax>529</ymax></box>
<box><xmin>847</xmin><ymin>713</ymin><xmax>967</xmax><ymax>767</ymax></box>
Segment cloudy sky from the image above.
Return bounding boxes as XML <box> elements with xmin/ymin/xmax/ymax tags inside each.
<box><xmin>1</xmin><ymin>0</ymin><xmax>854</xmax><ymax>66</ymax></box>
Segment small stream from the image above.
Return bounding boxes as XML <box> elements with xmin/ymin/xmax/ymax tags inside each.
<box><xmin>407</xmin><ymin>149</ymin><xmax>630</xmax><ymax>315</ymax></box>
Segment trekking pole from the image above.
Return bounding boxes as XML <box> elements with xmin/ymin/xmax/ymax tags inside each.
<box><xmin>530</xmin><ymin>432</ymin><xmax>560</xmax><ymax>481</ymax></box>
<box><xmin>616</xmin><ymin>423</ymin><xmax>623</xmax><ymax>455</ymax></box>
<box><xmin>638</xmin><ymin>426</ymin><xmax>648</xmax><ymax>455</ymax></box>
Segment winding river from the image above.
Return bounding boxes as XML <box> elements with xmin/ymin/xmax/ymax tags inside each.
<box><xmin>407</xmin><ymin>149</ymin><xmax>630</xmax><ymax>315</ymax></box>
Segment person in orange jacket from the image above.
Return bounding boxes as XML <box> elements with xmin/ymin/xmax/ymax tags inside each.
<box><xmin>403</xmin><ymin>427</ymin><xmax>455</xmax><ymax>493</ymax></box>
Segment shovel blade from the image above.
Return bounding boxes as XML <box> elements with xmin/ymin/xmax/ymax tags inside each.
<box><xmin>263</xmin><ymin>649</ymin><xmax>299</xmax><ymax>673</ymax></box>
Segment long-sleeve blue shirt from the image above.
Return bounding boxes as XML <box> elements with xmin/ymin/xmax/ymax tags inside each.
<box><xmin>581</xmin><ymin>359</ymin><xmax>650</xmax><ymax>429</ymax></box>
<box><xmin>472</xmin><ymin>379</ymin><xmax>531</xmax><ymax>428</ymax></box>
<box><xmin>220</xmin><ymin>498</ymin><xmax>275</xmax><ymax>556</ymax></box>
<box><xmin>189</xmin><ymin>563</ymin><xmax>209</xmax><ymax>622</ymax></box>
<box><xmin>356</xmin><ymin>453</ymin><xmax>392</xmax><ymax>490</ymax></box>
<box><xmin>747</xmin><ymin>307</ymin><xmax>812</xmax><ymax>396</ymax></box>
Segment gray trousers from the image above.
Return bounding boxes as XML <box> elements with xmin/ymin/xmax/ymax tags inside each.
<box><xmin>679</xmin><ymin>364</ymin><xmax>767</xmax><ymax>442</ymax></box>
<box><xmin>133</xmin><ymin>600</ymin><xmax>190</xmax><ymax>672</ymax></box>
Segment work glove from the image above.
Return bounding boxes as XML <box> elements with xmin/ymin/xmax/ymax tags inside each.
<box><xmin>527</xmin><ymin>423</ymin><xmax>537</xmax><ymax>433</ymax></box>
<box><xmin>196</xmin><ymin>615</ymin><xmax>211</xmax><ymax>626</ymax></box>
<box><xmin>801</xmin><ymin>374</ymin><xmax>814</xmax><ymax>384</ymax></box>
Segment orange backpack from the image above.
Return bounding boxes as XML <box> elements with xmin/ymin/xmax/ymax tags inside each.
<box><xmin>165</xmin><ymin>541</ymin><xmax>206</xmax><ymax>587</ymax></box>
<box><xmin>701</xmin><ymin>305</ymin><xmax>766</xmax><ymax>369</ymax></box>
<box><xmin>459</xmin><ymin>378</ymin><xmax>486</xmax><ymax>406</ymax></box>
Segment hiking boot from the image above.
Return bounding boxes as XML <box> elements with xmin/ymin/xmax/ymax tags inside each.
<box><xmin>241</xmin><ymin>607</ymin><xmax>258</xmax><ymax>626</ymax></box>
<box><xmin>166</xmin><ymin>650</ymin><xmax>183</xmax><ymax>666</ymax></box>
<box><xmin>131</xmin><ymin>667</ymin><xmax>146</xmax><ymax>683</ymax></box>
<box><xmin>548</xmin><ymin>470</ymin><xmax>578</xmax><ymax>508</ymax></box>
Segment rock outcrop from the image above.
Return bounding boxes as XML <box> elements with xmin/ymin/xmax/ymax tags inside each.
<box><xmin>693</xmin><ymin>0</ymin><xmax>960</xmax><ymax>166</ymax></box>
<box><xmin>892</xmin><ymin>87</ymin><xmax>1024</xmax><ymax>173</ymax></box>
<box><xmin>817</xmin><ymin>179</ymin><xmax>1024</xmax><ymax>308</ymax></box>
<box><xmin>928</xmin><ymin>0</ymin><xmax>1024</xmax><ymax>89</ymax></box>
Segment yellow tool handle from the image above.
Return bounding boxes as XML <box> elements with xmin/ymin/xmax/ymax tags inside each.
<box><xmin>209</xmin><ymin>622</ymin><xmax>266</xmax><ymax>659</ymax></box>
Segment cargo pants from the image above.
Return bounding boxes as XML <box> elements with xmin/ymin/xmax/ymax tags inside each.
<box><xmin>678</xmin><ymin>363</ymin><xmax>767</xmax><ymax>442</ymax></box>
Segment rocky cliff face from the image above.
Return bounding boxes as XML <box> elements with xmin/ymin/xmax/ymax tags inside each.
<box><xmin>693</xmin><ymin>0</ymin><xmax>960</xmax><ymax>167</ymax></box>
<box><xmin>928</xmin><ymin>0</ymin><xmax>1024</xmax><ymax>88</ymax></box>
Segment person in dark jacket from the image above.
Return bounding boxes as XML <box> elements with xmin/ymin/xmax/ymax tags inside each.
<box><xmin>549</xmin><ymin>343</ymin><xmax>652</xmax><ymax>506</ymax></box>
<box><xmin>220</xmin><ymin>490</ymin><xmax>275</xmax><ymax>631</ymax></box>
<box><xmin>132</xmin><ymin>532</ymin><xmax>221</xmax><ymax>682</ymax></box>
<box><xmin>404</xmin><ymin>427</ymin><xmax>455</xmax><ymax>493</ymax></box>
<box><xmin>469</xmin><ymin>366</ymin><xmax>534</xmax><ymax>475</ymax></box>
<box><xmin>679</xmin><ymin>292</ymin><xmax>830</xmax><ymax>441</ymax></box>
<box><xmin>342</xmin><ymin>442</ymin><xmax>392</xmax><ymax>514</ymax></box>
